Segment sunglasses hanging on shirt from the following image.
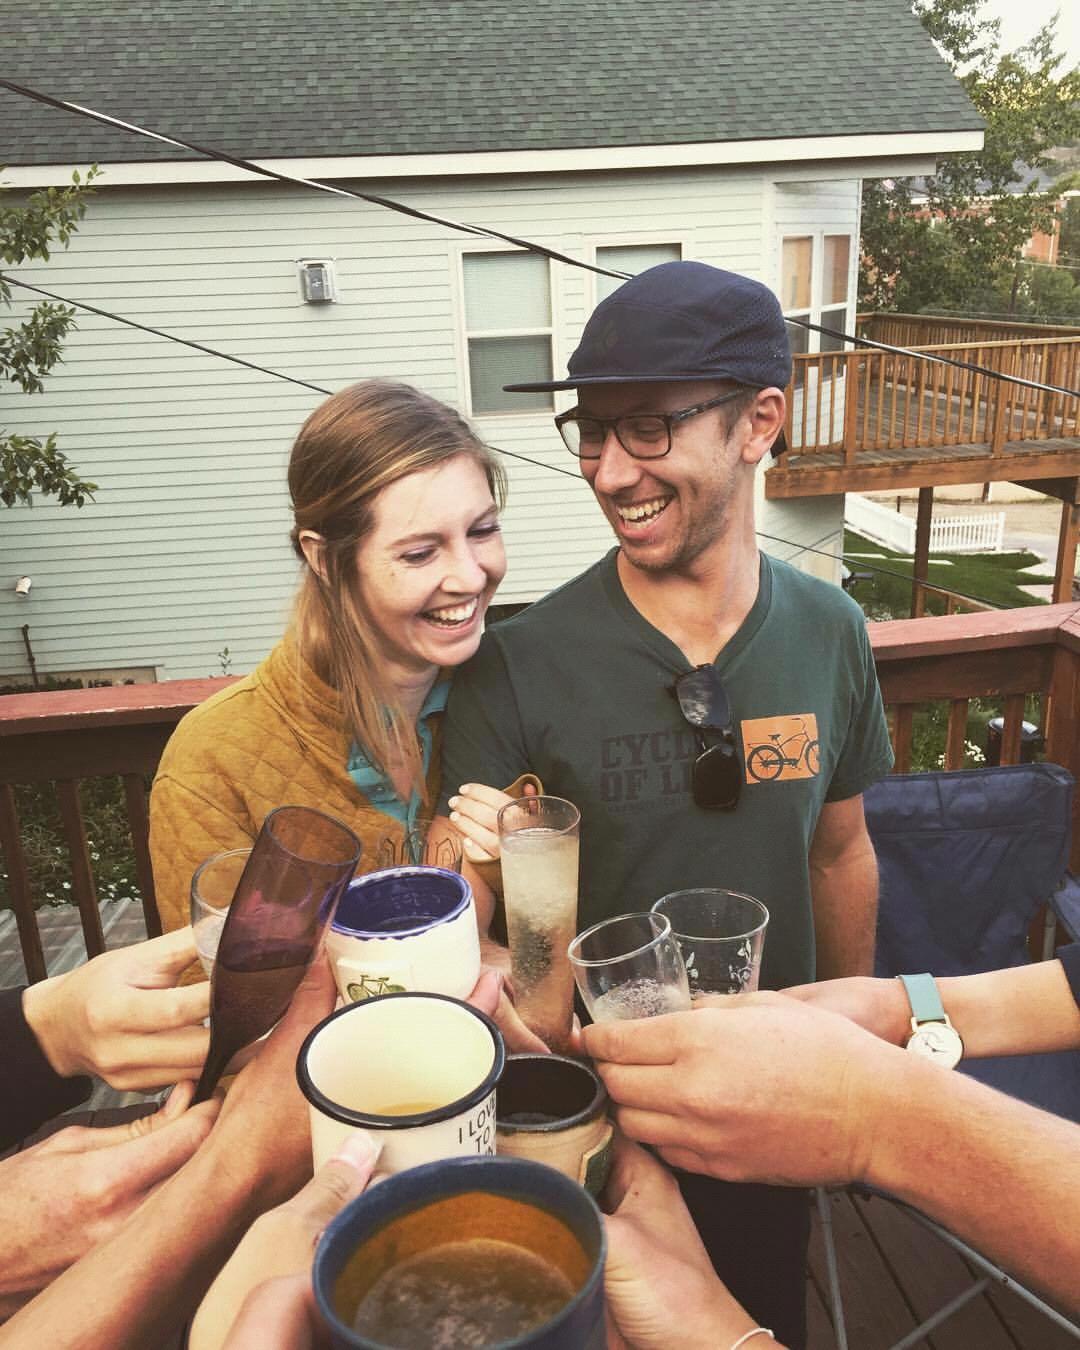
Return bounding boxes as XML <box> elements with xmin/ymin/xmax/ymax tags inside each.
<box><xmin>670</xmin><ymin>665</ymin><xmax>743</xmax><ymax>812</ymax></box>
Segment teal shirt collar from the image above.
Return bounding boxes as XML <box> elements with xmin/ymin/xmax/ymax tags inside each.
<box><xmin>345</xmin><ymin>679</ymin><xmax>449</xmax><ymax>829</ymax></box>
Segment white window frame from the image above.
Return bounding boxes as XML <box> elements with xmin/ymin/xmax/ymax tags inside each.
<box><xmin>780</xmin><ymin>230</ymin><xmax>856</xmax><ymax>361</ymax></box>
<box><xmin>586</xmin><ymin>234</ymin><xmax>690</xmax><ymax>312</ymax></box>
<box><xmin>453</xmin><ymin>244</ymin><xmax>558</xmax><ymax>419</ymax></box>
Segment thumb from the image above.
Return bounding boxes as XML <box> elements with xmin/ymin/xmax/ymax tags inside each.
<box><xmin>285</xmin><ymin>1132</ymin><xmax>381</xmax><ymax>1229</ymax></box>
<box><xmin>136</xmin><ymin>926</ymin><xmax>201</xmax><ymax>984</ymax></box>
<box><xmin>466</xmin><ymin>968</ymin><xmax>504</xmax><ymax>1019</ymax></box>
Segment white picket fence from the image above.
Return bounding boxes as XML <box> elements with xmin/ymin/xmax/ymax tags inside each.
<box><xmin>845</xmin><ymin>495</ymin><xmax>1005</xmax><ymax>555</ymax></box>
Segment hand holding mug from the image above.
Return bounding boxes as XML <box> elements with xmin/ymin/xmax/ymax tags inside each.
<box><xmin>602</xmin><ymin>1135</ymin><xmax>761</xmax><ymax>1350</ymax></box>
<box><xmin>190</xmin><ymin>1133</ymin><xmax>381</xmax><ymax>1350</ymax></box>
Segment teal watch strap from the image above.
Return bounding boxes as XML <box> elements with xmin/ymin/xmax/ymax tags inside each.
<box><xmin>899</xmin><ymin>972</ymin><xmax>946</xmax><ymax>1024</ymax></box>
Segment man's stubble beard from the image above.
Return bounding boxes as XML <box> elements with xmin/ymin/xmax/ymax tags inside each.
<box><xmin>619</xmin><ymin>470</ymin><xmax>738</xmax><ymax>578</ymax></box>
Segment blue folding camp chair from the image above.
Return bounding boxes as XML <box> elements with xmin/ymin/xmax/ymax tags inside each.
<box><xmin>816</xmin><ymin>762</ymin><xmax>1080</xmax><ymax>1348</ymax></box>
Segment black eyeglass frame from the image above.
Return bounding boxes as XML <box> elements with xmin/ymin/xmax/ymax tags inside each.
<box><xmin>555</xmin><ymin>389</ymin><xmax>745</xmax><ymax>460</ymax></box>
<box><xmin>670</xmin><ymin>665</ymin><xmax>743</xmax><ymax>812</ymax></box>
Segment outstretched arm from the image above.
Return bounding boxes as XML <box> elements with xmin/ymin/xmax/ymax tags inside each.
<box><xmin>786</xmin><ymin>951</ymin><xmax>1080</xmax><ymax>1056</ymax></box>
<box><xmin>0</xmin><ymin>957</ymin><xmax>339</xmax><ymax>1350</ymax></box>
<box><xmin>585</xmin><ymin>994</ymin><xmax>1080</xmax><ymax>1311</ymax></box>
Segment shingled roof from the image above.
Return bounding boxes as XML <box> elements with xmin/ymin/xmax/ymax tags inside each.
<box><xmin>1</xmin><ymin>0</ymin><xmax>982</xmax><ymax>167</ymax></box>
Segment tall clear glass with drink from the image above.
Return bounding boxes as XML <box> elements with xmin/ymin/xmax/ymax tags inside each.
<box><xmin>497</xmin><ymin>795</ymin><xmax>580</xmax><ymax>1054</ymax></box>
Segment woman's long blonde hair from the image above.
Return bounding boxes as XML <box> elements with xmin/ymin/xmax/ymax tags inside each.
<box><xmin>289</xmin><ymin>380</ymin><xmax>507</xmax><ymax>798</ymax></box>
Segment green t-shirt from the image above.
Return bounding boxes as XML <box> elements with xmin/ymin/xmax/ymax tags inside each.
<box><xmin>441</xmin><ymin>549</ymin><xmax>893</xmax><ymax>989</ymax></box>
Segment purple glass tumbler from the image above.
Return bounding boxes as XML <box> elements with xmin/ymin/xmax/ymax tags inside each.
<box><xmin>193</xmin><ymin>805</ymin><xmax>362</xmax><ymax>1103</ymax></box>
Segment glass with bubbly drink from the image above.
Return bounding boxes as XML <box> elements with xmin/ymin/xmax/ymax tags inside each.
<box><xmin>569</xmin><ymin>912</ymin><xmax>691</xmax><ymax>1023</ymax></box>
<box><xmin>497</xmin><ymin>795</ymin><xmax>581</xmax><ymax>1054</ymax></box>
<box><xmin>190</xmin><ymin>847</ymin><xmax>251</xmax><ymax>975</ymax></box>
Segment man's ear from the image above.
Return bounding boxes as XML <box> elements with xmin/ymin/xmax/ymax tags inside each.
<box><xmin>741</xmin><ymin>389</ymin><xmax>786</xmax><ymax>467</ymax></box>
<box><xmin>298</xmin><ymin>529</ymin><xmax>328</xmax><ymax>581</ymax></box>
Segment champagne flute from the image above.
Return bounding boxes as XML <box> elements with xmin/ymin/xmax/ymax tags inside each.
<box><xmin>193</xmin><ymin>805</ymin><xmax>362</xmax><ymax>1103</ymax></box>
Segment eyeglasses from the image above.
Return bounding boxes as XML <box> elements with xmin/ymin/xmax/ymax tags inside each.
<box><xmin>555</xmin><ymin>390</ymin><xmax>744</xmax><ymax>460</ymax></box>
<box><xmin>670</xmin><ymin>665</ymin><xmax>742</xmax><ymax>811</ymax></box>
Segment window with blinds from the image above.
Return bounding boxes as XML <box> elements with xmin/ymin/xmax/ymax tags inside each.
<box><xmin>462</xmin><ymin>253</ymin><xmax>554</xmax><ymax>414</ymax></box>
<box><xmin>595</xmin><ymin>242</ymin><xmax>682</xmax><ymax>302</ymax></box>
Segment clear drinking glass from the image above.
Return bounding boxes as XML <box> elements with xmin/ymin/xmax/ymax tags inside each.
<box><xmin>569</xmin><ymin>912</ymin><xmax>691</xmax><ymax>1023</ymax></box>
<box><xmin>651</xmin><ymin>889</ymin><xmax>769</xmax><ymax>998</ymax></box>
<box><xmin>193</xmin><ymin>805</ymin><xmax>363</xmax><ymax>1103</ymax></box>
<box><xmin>190</xmin><ymin>848</ymin><xmax>251</xmax><ymax>975</ymax></box>
<box><xmin>497</xmin><ymin>795</ymin><xmax>581</xmax><ymax>1053</ymax></box>
<box><xmin>375</xmin><ymin>812</ymin><xmax>464</xmax><ymax>872</ymax></box>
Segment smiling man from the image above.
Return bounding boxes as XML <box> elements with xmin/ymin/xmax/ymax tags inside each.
<box><xmin>440</xmin><ymin>261</ymin><xmax>894</xmax><ymax>1347</ymax></box>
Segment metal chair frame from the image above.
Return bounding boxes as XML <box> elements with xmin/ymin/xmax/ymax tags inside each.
<box><xmin>817</xmin><ymin>765</ymin><xmax>1080</xmax><ymax>1348</ymax></box>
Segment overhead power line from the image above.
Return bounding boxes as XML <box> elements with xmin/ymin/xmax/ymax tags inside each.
<box><xmin>1</xmin><ymin>77</ymin><xmax>1078</xmax><ymax>400</ymax></box>
<box><xmin>0</xmin><ymin>274</ymin><xmax>1010</xmax><ymax>611</ymax></box>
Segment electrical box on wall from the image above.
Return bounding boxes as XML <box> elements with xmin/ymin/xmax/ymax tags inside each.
<box><xmin>297</xmin><ymin>259</ymin><xmax>337</xmax><ymax>303</ymax></box>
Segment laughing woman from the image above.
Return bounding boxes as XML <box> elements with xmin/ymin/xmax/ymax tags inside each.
<box><xmin>149</xmin><ymin>380</ymin><xmax>508</xmax><ymax>939</ymax></box>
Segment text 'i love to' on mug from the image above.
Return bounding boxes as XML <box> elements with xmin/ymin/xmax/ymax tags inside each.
<box><xmin>313</xmin><ymin>1154</ymin><xmax>607</xmax><ymax>1350</ymax></box>
<box><xmin>496</xmin><ymin>1053</ymin><xmax>613</xmax><ymax>1197</ymax></box>
<box><xmin>297</xmin><ymin>992</ymin><xmax>505</xmax><ymax>1173</ymax></box>
<box><xmin>325</xmin><ymin>865</ymin><xmax>481</xmax><ymax>1003</ymax></box>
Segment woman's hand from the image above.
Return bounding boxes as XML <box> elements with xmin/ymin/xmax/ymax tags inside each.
<box><xmin>21</xmin><ymin>928</ymin><xmax>211</xmax><ymax>1091</ymax></box>
<box><xmin>191</xmin><ymin>1133</ymin><xmax>380</xmax><ymax>1350</ymax></box>
<box><xmin>602</xmin><ymin>1135</ymin><xmax>765</xmax><ymax>1349</ymax></box>
<box><xmin>783</xmin><ymin>976</ymin><xmax>910</xmax><ymax>1045</ymax></box>
<box><xmin>0</xmin><ymin>1083</ymin><xmax>219</xmax><ymax>1311</ymax></box>
<box><xmin>446</xmin><ymin>782</ymin><xmax>517</xmax><ymax>865</ymax></box>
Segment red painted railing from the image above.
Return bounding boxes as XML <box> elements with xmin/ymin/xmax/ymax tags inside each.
<box><xmin>2</xmin><ymin>602</ymin><xmax>1079</xmax><ymax>981</ymax></box>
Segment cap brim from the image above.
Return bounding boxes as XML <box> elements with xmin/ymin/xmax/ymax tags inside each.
<box><xmin>503</xmin><ymin>373</ymin><xmax>752</xmax><ymax>393</ymax></box>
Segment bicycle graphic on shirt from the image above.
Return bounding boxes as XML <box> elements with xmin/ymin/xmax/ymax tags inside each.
<box><xmin>746</xmin><ymin>716</ymin><xmax>820</xmax><ymax>782</ymax></box>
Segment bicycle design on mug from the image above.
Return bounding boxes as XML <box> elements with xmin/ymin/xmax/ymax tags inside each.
<box><xmin>745</xmin><ymin>715</ymin><xmax>820</xmax><ymax>782</ymax></box>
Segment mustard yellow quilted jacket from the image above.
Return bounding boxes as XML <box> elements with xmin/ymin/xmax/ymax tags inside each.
<box><xmin>149</xmin><ymin>633</ymin><xmax>439</xmax><ymax>944</ymax></box>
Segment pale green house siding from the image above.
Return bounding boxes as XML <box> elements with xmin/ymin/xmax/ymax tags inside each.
<box><xmin>0</xmin><ymin>168</ymin><xmax>860</xmax><ymax>681</ymax></box>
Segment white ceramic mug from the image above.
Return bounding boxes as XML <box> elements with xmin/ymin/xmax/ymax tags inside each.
<box><xmin>296</xmin><ymin>992</ymin><xmax>506</xmax><ymax>1172</ymax></box>
<box><xmin>325</xmin><ymin>866</ymin><xmax>481</xmax><ymax>1003</ymax></box>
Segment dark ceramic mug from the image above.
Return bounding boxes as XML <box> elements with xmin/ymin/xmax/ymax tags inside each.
<box><xmin>496</xmin><ymin>1054</ymin><xmax>613</xmax><ymax>1197</ymax></box>
<box><xmin>313</xmin><ymin>1154</ymin><xmax>606</xmax><ymax>1350</ymax></box>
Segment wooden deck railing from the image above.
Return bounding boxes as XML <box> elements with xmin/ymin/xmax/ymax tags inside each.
<box><xmin>785</xmin><ymin>336</ymin><xmax>1080</xmax><ymax>455</ymax></box>
<box><xmin>0</xmin><ymin>679</ymin><xmax>235</xmax><ymax>981</ymax></box>
<box><xmin>858</xmin><ymin>312</ymin><xmax>1080</xmax><ymax>348</ymax></box>
<box><xmin>2</xmin><ymin>602</ymin><xmax>1079</xmax><ymax>981</ymax></box>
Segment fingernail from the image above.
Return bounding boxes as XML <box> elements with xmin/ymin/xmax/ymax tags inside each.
<box><xmin>448</xmin><ymin>796</ymin><xmax>459</xmax><ymax>808</ymax></box>
<box><xmin>449</xmin><ymin>811</ymin><xmax>460</xmax><ymax>823</ymax></box>
<box><xmin>331</xmin><ymin>1132</ymin><xmax>382</xmax><ymax>1172</ymax></box>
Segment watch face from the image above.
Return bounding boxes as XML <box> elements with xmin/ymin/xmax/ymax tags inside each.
<box><xmin>908</xmin><ymin>1022</ymin><xmax>963</xmax><ymax>1069</ymax></box>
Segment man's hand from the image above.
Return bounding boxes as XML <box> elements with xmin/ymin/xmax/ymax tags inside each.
<box><xmin>784</xmin><ymin>975</ymin><xmax>910</xmax><ymax>1045</ymax></box>
<box><xmin>584</xmin><ymin>993</ymin><xmax>896</xmax><ymax>1188</ymax></box>
<box><xmin>0</xmin><ymin>1083</ymin><xmax>219</xmax><ymax>1309</ymax></box>
<box><xmin>21</xmin><ymin>928</ymin><xmax>211</xmax><ymax>1090</ymax></box>
<box><xmin>603</xmin><ymin>1136</ymin><xmax>762</xmax><ymax>1350</ymax></box>
<box><xmin>191</xmin><ymin>1133</ymin><xmax>379</xmax><ymax>1350</ymax></box>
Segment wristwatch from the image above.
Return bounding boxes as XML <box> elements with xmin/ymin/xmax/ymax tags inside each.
<box><xmin>898</xmin><ymin>973</ymin><xmax>964</xmax><ymax>1068</ymax></box>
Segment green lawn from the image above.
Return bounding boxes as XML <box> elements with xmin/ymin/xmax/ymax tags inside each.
<box><xmin>842</xmin><ymin>530</ymin><xmax>1054</xmax><ymax>619</ymax></box>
